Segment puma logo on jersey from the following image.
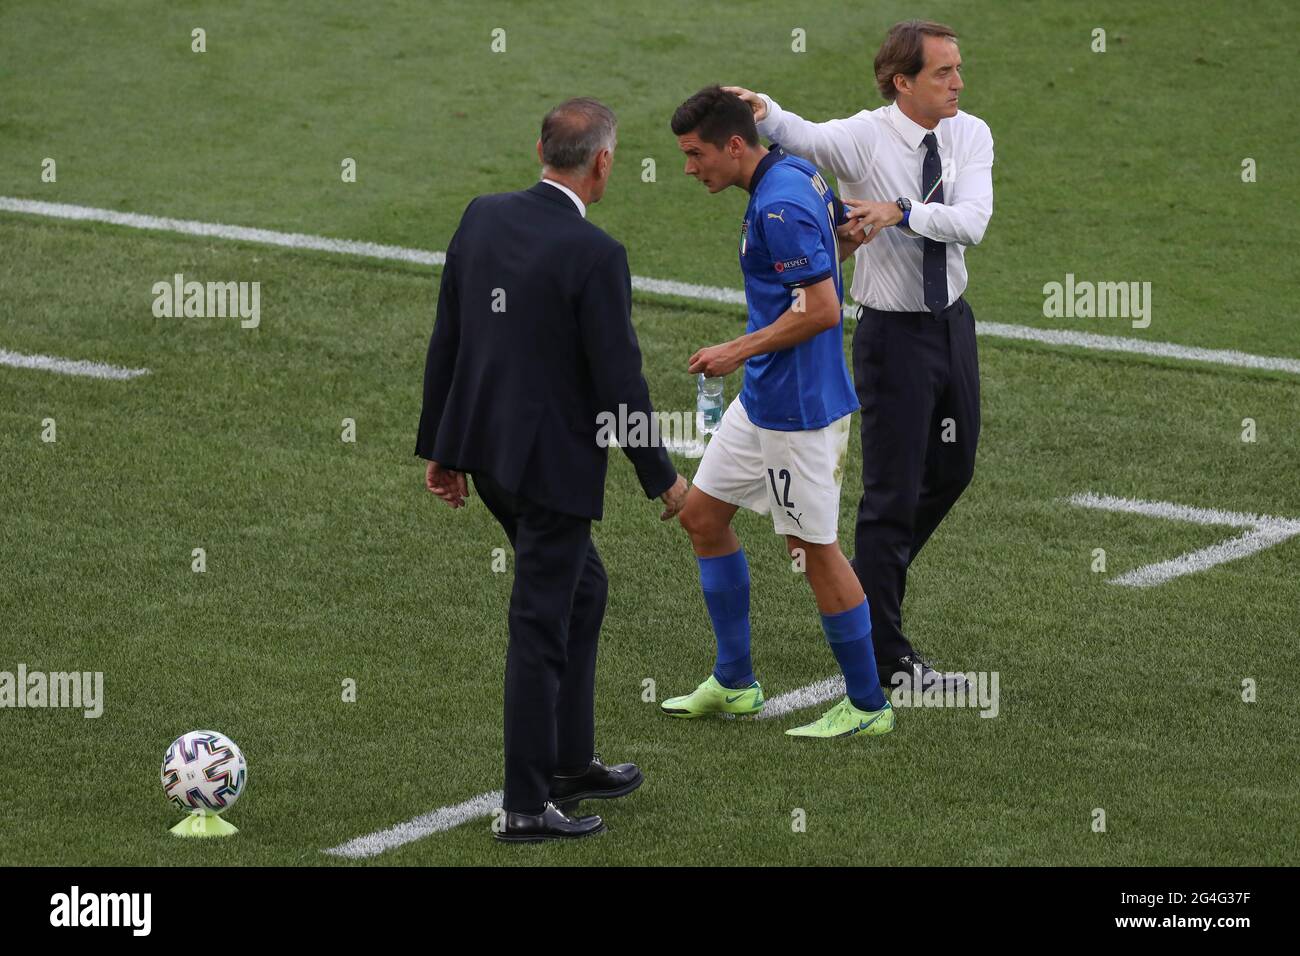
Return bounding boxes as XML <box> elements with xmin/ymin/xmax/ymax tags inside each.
<box><xmin>766</xmin><ymin>209</ymin><xmax>786</xmax><ymax>222</ymax></box>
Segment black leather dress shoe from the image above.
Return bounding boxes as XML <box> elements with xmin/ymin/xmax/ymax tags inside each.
<box><xmin>879</xmin><ymin>653</ymin><xmax>971</xmax><ymax>693</ymax></box>
<box><xmin>493</xmin><ymin>802</ymin><xmax>605</xmax><ymax>844</ymax></box>
<box><xmin>550</xmin><ymin>753</ymin><xmax>644</xmax><ymax>812</ymax></box>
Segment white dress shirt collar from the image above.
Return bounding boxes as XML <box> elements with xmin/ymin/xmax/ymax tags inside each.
<box><xmin>540</xmin><ymin>178</ymin><xmax>586</xmax><ymax>218</ymax></box>
<box><xmin>886</xmin><ymin>102</ymin><xmax>944</xmax><ymax>151</ymax></box>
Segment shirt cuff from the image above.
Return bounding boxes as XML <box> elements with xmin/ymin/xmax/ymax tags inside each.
<box><xmin>784</xmin><ymin>270</ymin><xmax>833</xmax><ymax>290</ymax></box>
<box><xmin>904</xmin><ymin>200</ymin><xmax>933</xmax><ymax>239</ymax></box>
<box><xmin>756</xmin><ymin>94</ymin><xmax>781</xmax><ymax>136</ymax></box>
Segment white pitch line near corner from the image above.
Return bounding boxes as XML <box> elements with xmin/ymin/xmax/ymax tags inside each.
<box><xmin>0</xmin><ymin>348</ymin><xmax>151</xmax><ymax>380</ymax></box>
<box><xmin>1065</xmin><ymin>491</ymin><xmax>1300</xmax><ymax>587</ymax></box>
<box><xmin>322</xmin><ymin>676</ymin><xmax>846</xmax><ymax>857</ymax></box>
<box><xmin>323</xmin><ymin>789</ymin><xmax>504</xmax><ymax>859</ymax></box>
<box><xmin>1108</xmin><ymin>525</ymin><xmax>1298</xmax><ymax>588</ymax></box>
<box><xmin>5</xmin><ymin>196</ymin><xmax>1300</xmax><ymax>377</ymax></box>
<box><xmin>1065</xmin><ymin>491</ymin><xmax>1300</xmax><ymax>531</ymax></box>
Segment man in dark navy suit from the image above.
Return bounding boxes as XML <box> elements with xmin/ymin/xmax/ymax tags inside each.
<box><xmin>416</xmin><ymin>98</ymin><xmax>689</xmax><ymax>843</ymax></box>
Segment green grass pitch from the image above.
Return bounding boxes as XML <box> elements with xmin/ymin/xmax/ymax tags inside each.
<box><xmin>1</xmin><ymin>0</ymin><xmax>1297</xmax><ymax>865</ymax></box>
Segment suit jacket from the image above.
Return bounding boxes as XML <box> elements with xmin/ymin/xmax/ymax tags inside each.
<box><xmin>415</xmin><ymin>182</ymin><xmax>676</xmax><ymax>520</ymax></box>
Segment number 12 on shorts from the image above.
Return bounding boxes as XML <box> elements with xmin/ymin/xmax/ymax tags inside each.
<box><xmin>767</xmin><ymin>468</ymin><xmax>794</xmax><ymax>508</ymax></box>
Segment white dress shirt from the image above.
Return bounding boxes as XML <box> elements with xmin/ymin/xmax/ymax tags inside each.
<box><xmin>540</xmin><ymin>178</ymin><xmax>586</xmax><ymax>218</ymax></box>
<box><xmin>757</xmin><ymin>95</ymin><xmax>994</xmax><ymax>312</ymax></box>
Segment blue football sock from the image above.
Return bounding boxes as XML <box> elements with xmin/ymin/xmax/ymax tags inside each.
<box><xmin>821</xmin><ymin>600</ymin><xmax>885</xmax><ymax>711</ymax></box>
<box><xmin>698</xmin><ymin>549</ymin><xmax>754</xmax><ymax>689</ymax></box>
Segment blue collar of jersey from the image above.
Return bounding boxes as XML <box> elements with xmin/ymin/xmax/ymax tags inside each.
<box><xmin>744</xmin><ymin>143</ymin><xmax>785</xmax><ymax>195</ymax></box>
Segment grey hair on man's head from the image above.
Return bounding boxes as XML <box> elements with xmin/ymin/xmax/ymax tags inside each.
<box><xmin>540</xmin><ymin>97</ymin><xmax>617</xmax><ymax>172</ymax></box>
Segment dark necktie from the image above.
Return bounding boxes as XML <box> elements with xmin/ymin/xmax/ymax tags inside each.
<box><xmin>921</xmin><ymin>132</ymin><xmax>947</xmax><ymax>315</ymax></box>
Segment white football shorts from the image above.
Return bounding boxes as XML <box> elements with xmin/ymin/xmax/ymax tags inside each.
<box><xmin>692</xmin><ymin>396</ymin><xmax>853</xmax><ymax>545</ymax></box>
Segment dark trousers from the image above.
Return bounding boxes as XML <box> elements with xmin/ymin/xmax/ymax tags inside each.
<box><xmin>851</xmin><ymin>297</ymin><xmax>980</xmax><ymax>666</ymax></box>
<box><xmin>472</xmin><ymin>471</ymin><xmax>608</xmax><ymax>815</ymax></box>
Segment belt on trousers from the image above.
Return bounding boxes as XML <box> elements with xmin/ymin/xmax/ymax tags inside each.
<box><xmin>857</xmin><ymin>297</ymin><xmax>964</xmax><ymax>322</ymax></box>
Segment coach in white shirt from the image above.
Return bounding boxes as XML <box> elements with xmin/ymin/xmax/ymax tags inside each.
<box><xmin>729</xmin><ymin>20</ymin><xmax>993</xmax><ymax>693</ymax></box>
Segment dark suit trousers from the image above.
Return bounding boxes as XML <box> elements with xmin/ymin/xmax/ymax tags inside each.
<box><xmin>851</xmin><ymin>297</ymin><xmax>980</xmax><ymax>666</ymax></box>
<box><xmin>472</xmin><ymin>471</ymin><xmax>608</xmax><ymax>815</ymax></box>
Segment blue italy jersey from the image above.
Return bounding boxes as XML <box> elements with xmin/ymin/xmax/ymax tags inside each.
<box><xmin>737</xmin><ymin>147</ymin><xmax>858</xmax><ymax>431</ymax></box>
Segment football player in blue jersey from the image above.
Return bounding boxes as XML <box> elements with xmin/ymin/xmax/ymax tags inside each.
<box><xmin>660</xmin><ymin>86</ymin><xmax>892</xmax><ymax>739</ymax></box>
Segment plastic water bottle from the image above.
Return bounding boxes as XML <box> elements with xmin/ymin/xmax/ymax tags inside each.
<box><xmin>697</xmin><ymin>374</ymin><xmax>724</xmax><ymax>437</ymax></box>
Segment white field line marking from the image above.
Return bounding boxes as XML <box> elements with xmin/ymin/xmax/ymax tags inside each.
<box><xmin>5</xmin><ymin>197</ymin><xmax>1300</xmax><ymax>376</ymax></box>
<box><xmin>0</xmin><ymin>197</ymin><xmax>444</xmax><ymax>266</ymax></box>
<box><xmin>755</xmin><ymin>674</ymin><xmax>845</xmax><ymax>720</ymax></box>
<box><xmin>0</xmin><ymin>348</ymin><xmax>151</xmax><ymax>380</ymax></box>
<box><xmin>980</xmin><ymin>322</ymin><xmax>1300</xmax><ymax>376</ymax></box>
<box><xmin>323</xmin><ymin>789</ymin><xmax>503</xmax><ymax>859</ymax></box>
<box><xmin>323</xmin><ymin>677</ymin><xmax>848</xmax><ymax>857</ymax></box>
<box><xmin>1066</xmin><ymin>491</ymin><xmax>1300</xmax><ymax>587</ymax></box>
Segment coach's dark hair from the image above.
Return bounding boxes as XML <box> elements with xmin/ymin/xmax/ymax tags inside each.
<box><xmin>670</xmin><ymin>85</ymin><xmax>759</xmax><ymax>148</ymax></box>
<box><xmin>540</xmin><ymin>97</ymin><xmax>617</xmax><ymax>171</ymax></box>
<box><xmin>874</xmin><ymin>20</ymin><xmax>958</xmax><ymax>101</ymax></box>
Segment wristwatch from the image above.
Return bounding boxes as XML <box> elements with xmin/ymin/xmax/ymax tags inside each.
<box><xmin>895</xmin><ymin>197</ymin><xmax>912</xmax><ymax>227</ymax></box>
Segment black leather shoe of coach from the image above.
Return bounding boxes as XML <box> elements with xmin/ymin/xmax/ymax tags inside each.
<box><xmin>879</xmin><ymin>654</ymin><xmax>971</xmax><ymax>694</ymax></box>
<box><xmin>550</xmin><ymin>754</ymin><xmax>644</xmax><ymax>811</ymax></box>
<box><xmin>493</xmin><ymin>802</ymin><xmax>606</xmax><ymax>844</ymax></box>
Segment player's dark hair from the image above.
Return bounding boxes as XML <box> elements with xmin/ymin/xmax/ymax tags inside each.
<box><xmin>670</xmin><ymin>85</ymin><xmax>759</xmax><ymax>148</ymax></box>
<box><xmin>540</xmin><ymin>97</ymin><xmax>617</xmax><ymax>171</ymax></box>
<box><xmin>874</xmin><ymin>20</ymin><xmax>959</xmax><ymax>101</ymax></box>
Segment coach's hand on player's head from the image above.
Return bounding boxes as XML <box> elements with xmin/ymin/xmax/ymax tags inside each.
<box><xmin>660</xmin><ymin>474</ymin><xmax>690</xmax><ymax>521</ymax></box>
<box><xmin>843</xmin><ymin>199</ymin><xmax>902</xmax><ymax>241</ymax></box>
<box><xmin>425</xmin><ymin>460</ymin><xmax>469</xmax><ymax>509</ymax></box>
<box><xmin>721</xmin><ymin>86</ymin><xmax>767</xmax><ymax>122</ymax></box>
<box><xmin>688</xmin><ymin>341</ymin><xmax>745</xmax><ymax>378</ymax></box>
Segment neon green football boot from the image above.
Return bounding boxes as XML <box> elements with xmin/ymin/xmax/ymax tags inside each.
<box><xmin>660</xmin><ymin>675</ymin><xmax>765</xmax><ymax>719</ymax></box>
<box><xmin>785</xmin><ymin>697</ymin><xmax>894</xmax><ymax>739</ymax></box>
